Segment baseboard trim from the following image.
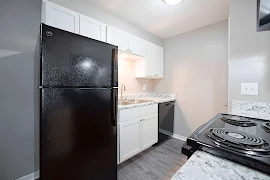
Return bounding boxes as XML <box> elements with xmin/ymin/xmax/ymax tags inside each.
<box><xmin>159</xmin><ymin>129</ymin><xmax>173</xmax><ymax>136</ymax></box>
<box><xmin>172</xmin><ymin>133</ymin><xmax>187</xmax><ymax>142</ymax></box>
<box><xmin>16</xmin><ymin>170</ymin><xmax>39</xmax><ymax>180</ymax></box>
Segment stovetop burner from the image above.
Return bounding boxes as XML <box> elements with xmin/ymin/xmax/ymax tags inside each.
<box><xmin>261</xmin><ymin>123</ymin><xmax>270</xmax><ymax>132</ymax></box>
<box><xmin>212</xmin><ymin>128</ymin><xmax>264</xmax><ymax>146</ymax></box>
<box><xmin>205</xmin><ymin>128</ymin><xmax>270</xmax><ymax>152</ymax></box>
<box><xmin>221</xmin><ymin>115</ymin><xmax>257</xmax><ymax>127</ymax></box>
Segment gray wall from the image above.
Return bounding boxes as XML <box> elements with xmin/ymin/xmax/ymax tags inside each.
<box><xmin>154</xmin><ymin>21</ymin><xmax>229</xmax><ymax>137</ymax></box>
<box><xmin>0</xmin><ymin>0</ymin><xmax>41</xmax><ymax>179</ymax></box>
<box><xmin>229</xmin><ymin>0</ymin><xmax>270</xmax><ymax>104</ymax></box>
<box><xmin>48</xmin><ymin>0</ymin><xmax>163</xmax><ymax>47</ymax></box>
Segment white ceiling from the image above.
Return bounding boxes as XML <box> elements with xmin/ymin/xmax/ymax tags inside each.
<box><xmin>84</xmin><ymin>0</ymin><xmax>229</xmax><ymax>39</ymax></box>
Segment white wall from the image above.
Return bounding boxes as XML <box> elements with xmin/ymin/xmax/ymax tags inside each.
<box><xmin>48</xmin><ymin>0</ymin><xmax>163</xmax><ymax>46</ymax></box>
<box><xmin>0</xmin><ymin>0</ymin><xmax>41</xmax><ymax>179</ymax></box>
<box><xmin>229</xmin><ymin>0</ymin><xmax>270</xmax><ymax>104</ymax></box>
<box><xmin>154</xmin><ymin>20</ymin><xmax>228</xmax><ymax>137</ymax></box>
<box><xmin>118</xmin><ymin>58</ymin><xmax>154</xmax><ymax>94</ymax></box>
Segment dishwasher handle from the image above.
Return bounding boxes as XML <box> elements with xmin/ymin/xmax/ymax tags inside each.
<box><xmin>164</xmin><ymin>101</ymin><xmax>175</xmax><ymax>107</ymax></box>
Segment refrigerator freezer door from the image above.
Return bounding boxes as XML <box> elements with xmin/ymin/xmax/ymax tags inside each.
<box><xmin>40</xmin><ymin>88</ymin><xmax>117</xmax><ymax>180</ymax></box>
<box><xmin>41</xmin><ymin>24</ymin><xmax>118</xmax><ymax>87</ymax></box>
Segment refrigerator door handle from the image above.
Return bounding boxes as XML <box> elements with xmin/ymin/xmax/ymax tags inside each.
<box><xmin>112</xmin><ymin>48</ymin><xmax>118</xmax><ymax>87</ymax></box>
<box><xmin>112</xmin><ymin>88</ymin><xmax>118</xmax><ymax>126</ymax></box>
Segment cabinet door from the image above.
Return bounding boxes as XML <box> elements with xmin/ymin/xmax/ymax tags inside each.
<box><xmin>146</xmin><ymin>44</ymin><xmax>163</xmax><ymax>78</ymax></box>
<box><xmin>129</xmin><ymin>37</ymin><xmax>145</xmax><ymax>57</ymax></box>
<box><xmin>79</xmin><ymin>15</ymin><xmax>106</xmax><ymax>42</ymax></box>
<box><xmin>43</xmin><ymin>1</ymin><xmax>79</xmax><ymax>34</ymax></box>
<box><xmin>119</xmin><ymin>118</ymin><xmax>141</xmax><ymax>163</ymax></box>
<box><xmin>156</xmin><ymin>46</ymin><xmax>164</xmax><ymax>77</ymax></box>
<box><xmin>107</xmin><ymin>27</ymin><xmax>129</xmax><ymax>52</ymax></box>
<box><xmin>145</xmin><ymin>43</ymin><xmax>156</xmax><ymax>77</ymax></box>
<box><xmin>141</xmin><ymin>114</ymin><xmax>158</xmax><ymax>151</ymax></box>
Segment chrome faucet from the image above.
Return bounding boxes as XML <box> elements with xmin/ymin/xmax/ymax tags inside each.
<box><xmin>120</xmin><ymin>83</ymin><xmax>126</xmax><ymax>100</ymax></box>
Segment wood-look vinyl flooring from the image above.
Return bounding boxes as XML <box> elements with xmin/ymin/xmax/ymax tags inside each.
<box><xmin>117</xmin><ymin>138</ymin><xmax>187</xmax><ymax>180</ymax></box>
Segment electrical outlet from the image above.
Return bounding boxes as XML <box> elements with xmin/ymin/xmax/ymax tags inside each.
<box><xmin>142</xmin><ymin>84</ymin><xmax>147</xmax><ymax>91</ymax></box>
<box><xmin>241</xmin><ymin>83</ymin><xmax>259</xmax><ymax>96</ymax></box>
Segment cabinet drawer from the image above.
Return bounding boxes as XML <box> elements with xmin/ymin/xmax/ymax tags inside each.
<box><xmin>118</xmin><ymin>104</ymin><xmax>158</xmax><ymax>123</ymax></box>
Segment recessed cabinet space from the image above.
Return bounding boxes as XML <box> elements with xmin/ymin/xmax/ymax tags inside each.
<box><xmin>107</xmin><ymin>27</ymin><xmax>146</xmax><ymax>57</ymax></box>
<box><xmin>79</xmin><ymin>15</ymin><xmax>106</xmax><ymax>42</ymax></box>
<box><xmin>118</xmin><ymin>104</ymin><xmax>158</xmax><ymax>163</ymax></box>
<box><xmin>43</xmin><ymin>1</ymin><xmax>79</xmax><ymax>34</ymax></box>
<box><xmin>135</xmin><ymin>43</ymin><xmax>164</xmax><ymax>79</ymax></box>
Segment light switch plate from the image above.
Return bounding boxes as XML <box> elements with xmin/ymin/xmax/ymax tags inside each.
<box><xmin>142</xmin><ymin>84</ymin><xmax>147</xmax><ymax>91</ymax></box>
<box><xmin>241</xmin><ymin>83</ymin><xmax>259</xmax><ymax>96</ymax></box>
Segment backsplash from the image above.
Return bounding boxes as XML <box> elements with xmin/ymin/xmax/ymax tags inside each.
<box><xmin>231</xmin><ymin>100</ymin><xmax>270</xmax><ymax>120</ymax></box>
<box><xmin>118</xmin><ymin>58</ymin><xmax>154</xmax><ymax>94</ymax></box>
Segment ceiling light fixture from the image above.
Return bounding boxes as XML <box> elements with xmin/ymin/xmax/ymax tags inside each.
<box><xmin>164</xmin><ymin>0</ymin><xmax>183</xmax><ymax>5</ymax></box>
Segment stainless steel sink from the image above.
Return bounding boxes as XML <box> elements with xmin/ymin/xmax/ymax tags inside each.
<box><xmin>118</xmin><ymin>101</ymin><xmax>135</xmax><ymax>105</ymax></box>
<box><xmin>126</xmin><ymin>99</ymin><xmax>154</xmax><ymax>104</ymax></box>
<box><xmin>118</xmin><ymin>99</ymin><xmax>154</xmax><ymax>106</ymax></box>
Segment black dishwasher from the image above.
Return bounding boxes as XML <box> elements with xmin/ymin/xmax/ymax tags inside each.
<box><xmin>158</xmin><ymin>101</ymin><xmax>175</xmax><ymax>144</ymax></box>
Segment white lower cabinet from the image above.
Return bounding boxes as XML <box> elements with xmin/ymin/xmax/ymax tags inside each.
<box><xmin>119</xmin><ymin>118</ymin><xmax>141</xmax><ymax>163</ymax></box>
<box><xmin>118</xmin><ymin>104</ymin><xmax>158</xmax><ymax>163</ymax></box>
<box><xmin>141</xmin><ymin>114</ymin><xmax>158</xmax><ymax>151</ymax></box>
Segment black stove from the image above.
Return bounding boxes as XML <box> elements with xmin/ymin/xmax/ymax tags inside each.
<box><xmin>182</xmin><ymin>113</ymin><xmax>270</xmax><ymax>175</ymax></box>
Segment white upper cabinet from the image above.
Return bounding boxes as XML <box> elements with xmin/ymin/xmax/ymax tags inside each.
<box><xmin>79</xmin><ymin>15</ymin><xmax>106</xmax><ymax>42</ymax></box>
<box><xmin>129</xmin><ymin>37</ymin><xmax>145</xmax><ymax>57</ymax></box>
<box><xmin>107</xmin><ymin>27</ymin><xmax>145</xmax><ymax>57</ymax></box>
<box><xmin>155</xmin><ymin>46</ymin><xmax>164</xmax><ymax>77</ymax></box>
<box><xmin>42</xmin><ymin>1</ymin><xmax>163</xmax><ymax>78</ymax></box>
<box><xmin>135</xmin><ymin>43</ymin><xmax>164</xmax><ymax>79</ymax></box>
<box><xmin>43</xmin><ymin>1</ymin><xmax>79</xmax><ymax>34</ymax></box>
<box><xmin>107</xmin><ymin>26</ymin><xmax>129</xmax><ymax>52</ymax></box>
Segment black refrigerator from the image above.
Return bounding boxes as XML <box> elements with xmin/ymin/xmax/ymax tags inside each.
<box><xmin>40</xmin><ymin>24</ymin><xmax>118</xmax><ymax>180</ymax></box>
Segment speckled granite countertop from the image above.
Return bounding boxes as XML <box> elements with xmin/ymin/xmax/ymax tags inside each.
<box><xmin>231</xmin><ymin>100</ymin><xmax>270</xmax><ymax>120</ymax></box>
<box><xmin>171</xmin><ymin>151</ymin><xmax>270</xmax><ymax>180</ymax></box>
<box><xmin>118</xmin><ymin>93</ymin><xmax>176</xmax><ymax>110</ymax></box>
